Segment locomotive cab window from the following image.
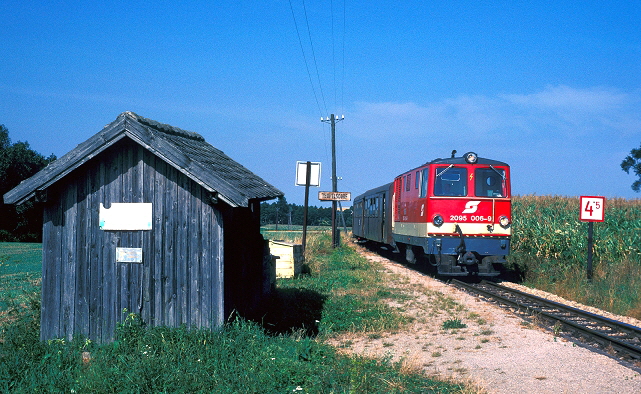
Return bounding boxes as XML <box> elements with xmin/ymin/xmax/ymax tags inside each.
<box><xmin>475</xmin><ymin>167</ymin><xmax>506</xmax><ymax>197</ymax></box>
<box><xmin>419</xmin><ymin>168</ymin><xmax>428</xmax><ymax>198</ymax></box>
<box><xmin>434</xmin><ymin>167</ymin><xmax>467</xmax><ymax>196</ymax></box>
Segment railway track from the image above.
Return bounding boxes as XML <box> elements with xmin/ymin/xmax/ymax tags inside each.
<box><xmin>450</xmin><ymin>279</ymin><xmax>641</xmax><ymax>365</ymax></box>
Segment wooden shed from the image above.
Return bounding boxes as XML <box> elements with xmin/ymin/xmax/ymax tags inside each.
<box><xmin>3</xmin><ymin>111</ymin><xmax>283</xmax><ymax>343</ymax></box>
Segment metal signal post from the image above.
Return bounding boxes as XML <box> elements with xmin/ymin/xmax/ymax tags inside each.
<box><xmin>579</xmin><ymin>196</ymin><xmax>606</xmax><ymax>282</ymax></box>
<box><xmin>321</xmin><ymin>114</ymin><xmax>344</xmax><ymax>248</ymax></box>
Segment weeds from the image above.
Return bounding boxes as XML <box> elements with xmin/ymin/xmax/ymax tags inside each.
<box><xmin>442</xmin><ymin>319</ymin><xmax>467</xmax><ymax>330</ymax></box>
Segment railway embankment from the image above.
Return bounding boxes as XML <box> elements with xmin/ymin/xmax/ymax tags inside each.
<box><xmin>329</xmin><ymin>245</ymin><xmax>641</xmax><ymax>394</ymax></box>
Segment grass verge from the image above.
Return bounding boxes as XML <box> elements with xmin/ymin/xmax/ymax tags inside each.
<box><xmin>0</xmin><ymin>235</ymin><xmax>471</xmax><ymax>393</ymax></box>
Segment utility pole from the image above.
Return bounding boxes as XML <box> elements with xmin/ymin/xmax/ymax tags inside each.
<box><xmin>321</xmin><ymin>114</ymin><xmax>344</xmax><ymax>248</ymax></box>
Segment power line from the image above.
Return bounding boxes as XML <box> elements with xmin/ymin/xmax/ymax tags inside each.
<box><xmin>288</xmin><ymin>0</ymin><xmax>324</xmax><ymax>118</ymax></box>
<box><xmin>288</xmin><ymin>0</ymin><xmax>347</xmax><ymax>118</ymax></box>
<box><xmin>331</xmin><ymin>0</ymin><xmax>337</xmax><ymax>113</ymax></box>
<box><xmin>301</xmin><ymin>0</ymin><xmax>328</xmax><ymax>115</ymax></box>
<box><xmin>340</xmin><ymin>0</ymin><xmax>346</xmax><ymax>115</ymax></box>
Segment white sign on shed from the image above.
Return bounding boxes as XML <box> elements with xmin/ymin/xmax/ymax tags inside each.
<box><xmin>99</xmin><ymin>203</ymin><xmax>153</xmax><ymax>230</ymax></box>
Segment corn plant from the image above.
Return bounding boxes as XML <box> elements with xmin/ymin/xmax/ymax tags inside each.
<box><xmin>510</xmin><ymin>195</ymin><xmax>641</xmax><ymax>318</ymax></box>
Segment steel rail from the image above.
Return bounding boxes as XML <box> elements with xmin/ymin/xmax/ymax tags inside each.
<box><xmin>450</xmin><ymin>279</ymin><xmax>641</xmax><ymax>362</ymax></box>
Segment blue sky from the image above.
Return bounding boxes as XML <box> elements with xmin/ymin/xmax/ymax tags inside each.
<box><xmin>1</xmin><ymin>1</ymin><xmax>640</xmax><ymax>206</ymax></box>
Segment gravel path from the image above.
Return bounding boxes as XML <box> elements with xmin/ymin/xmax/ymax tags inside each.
<box><xmin>328</xmin><ymin>248</ymin><xmax>641</xmax><ymax>393</ymax></box>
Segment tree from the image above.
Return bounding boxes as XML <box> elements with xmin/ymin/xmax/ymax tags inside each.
<box><xmin>0</xmin><ymin>124</ymin><xmax>56</xmax><ymax>241</ymax></box>
<box><xmin>621</xmin><ymin>146</ymin><xmax>641</xmax><ymax>192</ymax></box>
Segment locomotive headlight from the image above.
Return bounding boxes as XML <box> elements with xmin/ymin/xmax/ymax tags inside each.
<box><xmin>499</xmin><ymin>215</ymin><xmax>510</xmax><ymax>229</ymax></box>
<box><xmin>433</xmin><ymin>215</ymin><xmax>444</xmax><ymax>227</ymax></box>
<box><xmin>464</xmin><ymin>152</ymin><xmax>478</xmax><ymax>164</ymax></box>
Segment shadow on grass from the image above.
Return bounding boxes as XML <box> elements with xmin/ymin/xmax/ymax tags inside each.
<box><xmin>256</xmin><ymin>287</ymin><xmax>327</xmax><ymax>337</ymax></box>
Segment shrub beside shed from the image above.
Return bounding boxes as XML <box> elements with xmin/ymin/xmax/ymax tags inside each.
<box><xmin>3</xmin><ymin>112</ymin><xmax>283</xmax><ymax>343</ymax></box>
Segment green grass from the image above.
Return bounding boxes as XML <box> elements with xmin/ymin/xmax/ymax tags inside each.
<box><xmin>0</xmin><ymin>236</ymin><xmax>471</xmax><ymax>393</ymax></box>
<box><xmin>1</xmin><ymin>310</ymin><xmax>466</xmax><ymax>393</ymax></box>
<box><xmin>0</xmin><ymin>242</ymin><xmax>41</xmax><ymax>312</ymax></box>
<box><xmin>262</xmin><ymin>233</ymin><xmax>413</xmax><ymax>335</ymax></box>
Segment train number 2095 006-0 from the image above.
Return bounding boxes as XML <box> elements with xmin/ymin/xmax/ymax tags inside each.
<box><xmin>449</xmin><ymin>215</ymin><xmax>492</xmax><ymax>222</ymax></box>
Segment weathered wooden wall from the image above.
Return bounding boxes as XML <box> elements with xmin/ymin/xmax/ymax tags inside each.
<box><xmin>41</xmin><ymin>138</ymin><xmax>225</xmax><ymax>343</ymax></box>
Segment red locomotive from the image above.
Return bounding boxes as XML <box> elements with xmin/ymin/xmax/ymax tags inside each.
<box><xmin>353</xmin><ymin>151</ymin><xmax>511</xmax><ymax>276</ymax></box>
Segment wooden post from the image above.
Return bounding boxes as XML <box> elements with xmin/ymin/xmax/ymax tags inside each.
<box><xmin>301</xmin><ymin>161</ymin><xmax>311</xmax><ymax>259</ymax></box>
<box><xmin>330</xmin><ymin>114</ymin><xmax>339</xmax><ymax>248</ymax></box>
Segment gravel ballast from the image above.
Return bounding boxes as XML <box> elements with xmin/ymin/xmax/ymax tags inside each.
<box><xmin>328</xmin><ymin>248</ymin><xmax>641</xmax><ymax>393</ymax></box>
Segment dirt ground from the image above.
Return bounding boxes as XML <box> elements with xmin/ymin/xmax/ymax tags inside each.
<box><xmin>327</xmin><ymin>248</ymin><xmax>641</xmax><ymax>393</ymax></box>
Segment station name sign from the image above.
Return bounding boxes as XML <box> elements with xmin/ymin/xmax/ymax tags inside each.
<box><xmin>318</xmin><ymin>191</ymin><xmax>351</xmax><ymax>201</ymax></box>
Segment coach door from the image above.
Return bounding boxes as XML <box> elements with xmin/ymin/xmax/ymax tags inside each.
<box><xmin>380</xmin><ymin>193</ymin><xmax>386</xmax><ymax>242</ymax></box>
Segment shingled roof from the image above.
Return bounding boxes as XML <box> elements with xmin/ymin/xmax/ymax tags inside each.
<box><xmin>4</xmin><ymin>111</ymin><xmax>283</xmax><ymax>207</ymax></box>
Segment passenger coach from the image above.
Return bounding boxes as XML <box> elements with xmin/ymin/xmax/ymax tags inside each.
<box><xmin>353</xmin><ymin>152</ymin><xmax>511</xmax><ymax>276</ymax></box>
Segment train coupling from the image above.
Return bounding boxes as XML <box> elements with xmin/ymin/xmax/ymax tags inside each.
<box><xmin>459</xmin><ymin>251</ymin><xmax>478</xmax><ymax>266</ymax></box>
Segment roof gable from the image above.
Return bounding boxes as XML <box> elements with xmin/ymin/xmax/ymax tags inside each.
<box><xmin>4</xmin><ymin>112</ymin><xmax>283</xmax><ymax>207</ymax></box>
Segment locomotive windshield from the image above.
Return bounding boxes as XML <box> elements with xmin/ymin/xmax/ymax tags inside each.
<box><xmin>475</xmin><ymin>167</ymin><xmax>506</xmax><ymax>197</ymax></box>
<box><xmin>434</xmin><ymin>167</ymin><xmax>467</xmax><ymax>196</ymax></box>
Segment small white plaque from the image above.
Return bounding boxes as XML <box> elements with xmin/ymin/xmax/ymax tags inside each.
<box><xmin>99</xmin><ymin>203</ymin><xmax>152</xmax><ymax>230</ymax></box>
<box><xmin>116</xmin><ymin>247</ymin><xmax>143</xmax><ymax>263</ymax></box>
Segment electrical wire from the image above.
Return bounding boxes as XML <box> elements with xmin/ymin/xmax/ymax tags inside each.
<box><xmin>288</xmin><ymin>0</ymin><xmax>324</xmax><ymax>119</ymax></box>
<box><xmin>331</xmin><ymin>0</ymin><xmax>337</xmax><ymax>114</ymax></box>
<box><xmin>301</xmin><ymin>0</ymin><xmax>328</xmax><ymax>116</ymax></box>
<box><xmin>288</xmin><ymin>0</ymin><xmax>347</xmax><ymax>119</ymax></box>
<box><xmin>340</xmin><ymin>0</ymin><xmax>346</xmax><ymax>116</ymax></box>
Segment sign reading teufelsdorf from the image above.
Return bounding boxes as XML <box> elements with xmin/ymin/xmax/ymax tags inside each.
<box><xmin>318</xmin><ymin>191</ymin><xmax>351</xmax><ymax>201</ymax></box>
<box><xmin>579</xmin><ymin>196</ymin><xmax>605</xmax><ymax>222</ymax></box>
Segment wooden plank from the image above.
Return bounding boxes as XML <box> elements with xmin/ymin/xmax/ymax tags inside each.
<box><xmin>213</xmin><ymin>207</ymin><xmax>224</xmax><ymax>328</ymax></box>
<box><xmin>130</xmin><ymin>144</ymin><xmax>144</xmax><ymax>317</ymax></box>
<box><xmin>199</xmin><ymin>193</ymin><xmax>212</xmax><ymax>328</ymax></box>
<box><xmin>152</xmin><ymin>156</ymin><xmax>165</xmax><ymax>327</ymax></box>
<box><xmin>118</xmin><ymin>143</ymin><xmax>133</xmax><ymax>318</ymax></box>
<box><xmin>189</xmin><ymin>183</ymin><xmax>202</xmax><ymax>328</ymax></box>
<box><xmin>61</xmin><ymin>182</ymin><xmax>77</xmax><ymax>341</ymax></box>
<box><xmin>176</xmin><ymin>172</ymin><xmax>190</xmax><ymax>326</ymax></box>
<box><xmin>74</xmin><ymin>171</ymin><xmax>90</xmax><ymax>338</ymax></box>
<box><xmin>163</xmin><ymin>165</ymin><xmax>177</xmax><ymax>327</ymax></box>
<box><xmin>102</xmin><ymin>147</ymin><xmax>121</xmax><ymax>343</ymax></box>
<box><xmin>84</xmin><ymin>162</ymin><xmax>99</xmax><ymax>341</ymax></box>
<box><xmin>41</xmin><ymin>199</ymin><xmax>61</xmax><ymax>340</ymax></box>
<box><xmin>139</xmin><ymin>146</ymin><xmax>151</xmax><ymax>323</ymax></box>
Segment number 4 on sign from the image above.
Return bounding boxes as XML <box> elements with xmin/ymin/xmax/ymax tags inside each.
<box><xmin>579</xmin><ymin>196</ymin><xmax>605</xmax><ymax>222</ymax></box>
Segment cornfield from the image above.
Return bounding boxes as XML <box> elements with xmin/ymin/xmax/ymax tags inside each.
<box><xmin>511</xmin><ymin>195</ymin><xmax>641</xmax><ymax>265</ymax></box>
<box><xmin>509</xmin><ymin>195</ymin><xmax>641</xmax><ymax>318</ymax></box>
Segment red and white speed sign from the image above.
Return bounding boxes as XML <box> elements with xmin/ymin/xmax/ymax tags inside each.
<box><xmin>579</xmin><ymin>196</ymin><xmax>605</xmax><ymax>222</ymax></box>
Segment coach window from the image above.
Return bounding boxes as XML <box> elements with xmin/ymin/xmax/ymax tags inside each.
<box><xmin>419</xmin><ymin>168</ymin><xmax>428</xmax><ymax>197</ymax></box>
<box><xmin>434</xmin><ymin>167</ymin><xmax>467</xmax><ymax>196</ymax></box>
<box><xmin>415</xmin><ymin>171</ymin><xmax>420</xmax><ymax>189</ymax></box>
<box><xmin>368</xmin><ymin>197</ymin><xmax>378</xmax><ymax>217</ymax></box>
<box><xmin>406</xmin><ymin>174</ymin><xmax>411</xmax><ymax>191</ymax></box>
<box><xmin>475</xmin><ymin>167</ymin><xmax>506</xmax><ymax>197</ymax></box>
